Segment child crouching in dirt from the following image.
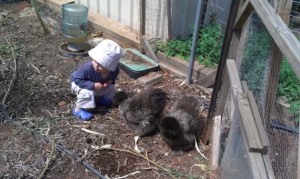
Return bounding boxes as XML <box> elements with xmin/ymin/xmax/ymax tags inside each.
<box><xmin>70</xmin><ymin>39</ymin><xmax>123</xmax><ymax>121</ymax></box>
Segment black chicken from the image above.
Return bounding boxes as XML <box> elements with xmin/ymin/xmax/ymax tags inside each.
<box><xmin>118</xmin><ymin>86</ymin><xmax>167</xmax><ymax>152</ymax></box>
<box><xmin>112</xmin><ymin>90</ymin><xmax>128</xmax><ymax>108</ymax></box>
<box><xmin>119</xmin><ymin>86</ymin><xmax>167</xmax><ymax>137</ymax></box>
<box><xmin>159</xmin><ymin>95</ymin><xmax>206</xmax><ymax>151</ymax></box>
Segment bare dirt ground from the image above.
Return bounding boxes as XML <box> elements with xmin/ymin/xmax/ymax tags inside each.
<box><xmin>0</xmin><ymin>2</ymin><xmax>212</xmax><ymax>179</ymax></box>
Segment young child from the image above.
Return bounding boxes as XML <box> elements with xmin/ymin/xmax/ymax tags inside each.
<box><xmin>71</xmin><ymin>39</ymin><xmax>123</xmax><ymax>121</ymax></box>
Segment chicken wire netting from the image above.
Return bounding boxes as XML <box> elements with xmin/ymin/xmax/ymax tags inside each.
<box><xmin>143</xmin><ymin>0</ymin><xmax>169</xmax><ymax>40</ymax></box>
<box><xmin>219</xmin><ymin>101</ymin><xmax>254</xmax><ymax>179</ymax></box>
<box><xmin>290</xmin><ymin>0</ymin><xmax>300</xmax><ymax>37</ymax></box>
<box><xmin>238</xmin><ymin>12</ymin><xmax>299</xmax><ymax>179</ymax></box>
<box><xmin>143</xmin><ymin>0</ymin><xmax>231</xmax><ymax>40</ymax></box>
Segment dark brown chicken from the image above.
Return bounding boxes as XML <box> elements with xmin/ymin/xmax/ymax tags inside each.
<box><xmin>112</xmin><ymin>90</ymin><xmax>128</xmax><ymax>108</ymax></box>
<box><xmin>159</xmin><ymin>95</ymin><xmax>206</xmax><ymax>151</ymax></box>
<box><xmin>119</xmin><ymin>86</ymin><xmax>167</xmax><ymax>137</ymax></box>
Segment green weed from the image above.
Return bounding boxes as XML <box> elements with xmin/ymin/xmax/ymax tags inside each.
<box><xmin>155</xmin><ymin>23</ymin><xmax>224</xmax><ymax>68</ymax></box>
<box><xmin>278</xmin><ymin>59</ymin><xmax>300</xmax><ymax>116</ymax></box>
<box><xmin>0</xmin><ymin>43</ymin><xmax>19</xmax><ymax>60</ymax></box>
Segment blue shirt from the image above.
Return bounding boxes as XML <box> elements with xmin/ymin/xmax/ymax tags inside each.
<box><xmin>71</xmin><ymin>61</ymin><xmax>120</xmax><ymax>90</ymax></box>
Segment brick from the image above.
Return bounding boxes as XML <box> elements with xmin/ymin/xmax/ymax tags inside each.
<box><xmin>137</xmin><ymin>72</ymin><xmax>162</xmax><ymax>86</ymax></box>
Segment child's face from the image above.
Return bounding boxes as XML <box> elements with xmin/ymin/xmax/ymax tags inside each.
<box><xmin>92</xmin><ymin>60</ymin><xmax>109</xmax><ymax>74</ymax></box>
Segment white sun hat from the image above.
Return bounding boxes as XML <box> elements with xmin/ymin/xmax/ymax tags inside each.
<box><xmin>88</xmin><ymin>39</ymin><xmax>123</xmax><ymax>71</ymax></box>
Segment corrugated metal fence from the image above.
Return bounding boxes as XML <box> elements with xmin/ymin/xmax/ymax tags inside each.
<box><xmin>74</xmin><ymin>0</ymin><xmax>231</xmax><ymax>41</ymax></box>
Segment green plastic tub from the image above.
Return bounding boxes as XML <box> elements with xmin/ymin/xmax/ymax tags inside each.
<box><xmin>118</xmin><ymin>48</ymin><xmax>160</xmax><ymax>79</ymax></box>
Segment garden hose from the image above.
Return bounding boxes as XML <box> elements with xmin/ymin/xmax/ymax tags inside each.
<box><xmin>37</xmin><ymin>134</ymin><xmax>107</xmax><ymax>179</ymax></box>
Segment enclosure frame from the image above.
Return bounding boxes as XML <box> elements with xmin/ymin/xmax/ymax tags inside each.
<box><xmin>207</xmin><ymin>0</ymin><xmax>300</xmax><ymax>178</ymax></box>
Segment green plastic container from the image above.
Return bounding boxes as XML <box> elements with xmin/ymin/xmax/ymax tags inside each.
<box><xmin>118</xmin><ymin>48</ymin><xmax>160</xmax><ymax>79</ymax></box>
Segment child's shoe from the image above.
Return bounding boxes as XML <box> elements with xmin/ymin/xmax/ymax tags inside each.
<box><xmin>72</xmin><ymin>108</ymin><xmax>93</xmax><ymax>121</ymax></box>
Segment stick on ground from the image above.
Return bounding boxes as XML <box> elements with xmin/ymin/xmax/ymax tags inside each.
<box><xmin>2</xmin><ymin>37</ymin><xmax>18</xmax><ymax>105</ymax></box>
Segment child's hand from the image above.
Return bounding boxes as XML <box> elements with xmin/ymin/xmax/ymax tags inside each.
<box><xmin>102</xmin><ymin>80</ymin><xmax>112</xmax><ymax>88</ymax></box>
<box><xmin>94</xmin><ymin>82</ymin><xmax>105</xmax><ymax>90</ymax></box>
<box><xmin>94</xmin><ymin>81</ymin><xmax>112</xmax><ymax>90</ymax></box>
<box><xmin>106</xmin><ymin>80</ymin><xmax>112</xmax><ymax>86</ymax></box>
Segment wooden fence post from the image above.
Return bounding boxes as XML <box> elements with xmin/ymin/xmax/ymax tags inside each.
<box><xmin>263</xmin><ymin>0</ymin><xmax>292</xmax><ymax>125</ymax></box>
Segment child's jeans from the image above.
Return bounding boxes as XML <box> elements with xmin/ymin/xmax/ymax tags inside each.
<box><xmin>71</xmin><ymin>82</ymin><xmax>115</xmax><ymax>109</ymax></box>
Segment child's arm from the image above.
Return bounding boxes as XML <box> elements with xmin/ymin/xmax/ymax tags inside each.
<box><xmin>71</xmin><ymin>63</ymin><xmax>95</xmax><ymax>90</ymax></box>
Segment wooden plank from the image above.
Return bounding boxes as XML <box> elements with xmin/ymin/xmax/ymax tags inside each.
<box><xmin>36</xmin><ymin>0</ymin><xmax>75</xmax><ymax>13</ymax></box>
<box><xmin>247</xmin><ymin>91</ymin><xmax>269</xmax><ymax>154</ymax></box>
<box><xmin>156</xmin><ymin>51</ymin><xmax>217</xmax><ymax>87</ymax></box>
<box><xmin>141</xmin><ymin>36</ymin><xmax>159</xmax><ymax>62</ymax></box>
<box><xmin>276</xmin><ymin>0</ymin><xmax>293</xmax><ymax>26</ymax></box>
<box><xmin>226</xmin><ymin>59</ymin><xmax>243</xmax><ymax>94</ymax></box>
<box><xmin>215</xmin><ymin>71</ymin><xmax>229</xmax><ymax>115</ymax></box>
<box><xmin>250</xmin><ymin>0</ymin><xmax>300</xmax><ymax>80</ymax></box>
<box><xmin>210</xmin><ymin>115</ymin><xmax>222</xmax><ymax>177</ymax></box>
<box><xmin>248</xmin><ymin>152</ymin><xmax>268</xmax><ymax>179</ymax></box>
<box><xmin>262</xmin><ymin>155</ymin><xmax>275</xmax><ymax>179</ymax></box>
<box><xmin>263</xmin><ymin>0</ymin><xmax>292</xmax><ymax>125</ymax></box>
<box><xmin>235</xmin><ymin>106</ymin><xmax>268</xmax><ymax>178</ymax></box>
<box><xmin>225</xmin><ymin>59</ymin><xmax>243</xmax><ymax>139</ymax></box>
<box><xmin>228</xmin><ymin>30</ymin><xmax>241</xmax><ymax>59</ymax></box>
<box><xmin>234</xmin><ymin>0</ymin><xmax>254</xmax><ymax>30</ymax></box>
<box><xmin>88</xmin><ymin>11</ymin><xmax>140</xmax><ymax>49</ymax></box>
<box><xmin>241</xmin><ymin>81</ymin><xmax>249</xmax><ymax>92</ymax></box>
<box><xmin>237</xmin><ymin>93</ymin><xmax>264</xmax><ymax>152</ymax></box>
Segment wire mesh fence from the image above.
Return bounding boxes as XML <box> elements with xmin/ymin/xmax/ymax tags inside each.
<box><xmin>143</xmin><ymin>0</ymin><xmax>169</xmax><ymax>40</ymax></box>
<box><xmin>290</xmin><ymin>0</ymin><xmax>300</xmax><ymax>37</ymax></box>
<box><xmin>202</xmin><ymin>0</ymin><xmax>232</xmax><ymax>29</ymax></box>
<box><xmin>220</xmin><ymin>105</ymin><xmax>254</xmax><ymax>178</ymax></box>
<box><xmin>142</xmin><ymin>0</ymin><xmax>299</xmax><ymax>178</ymax></box>
<box><xmin>143</xmin><ymin>0</ymin><xmax>231</xmax><ymax>41</ymax></box>
<box><xmin>237</xmin><ymin>11</ymin><xmax>299</xmax><ymax>179</ymax></box>
<box><xmin>239</xmin><ymin>12</ymin><xmax>273</xmax><ymax>125</ymax></box>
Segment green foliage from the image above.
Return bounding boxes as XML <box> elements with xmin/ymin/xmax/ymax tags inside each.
<box><xmin>240</xmin><ymin>29</ymin><xmax>272</xmax><ymax>96</ymax></box>
<box><xmin>155</xmin><ymin>38</ymin><xmax>192</xmax><ymax>59</ymax></box>
<box><xmin>277</xmin><ymin>59</ymin><xmax>300</xmax><ymax>115</ymax></box>
<box><xmin>0</xmin><ymin>43</ymin><xmax>19</xmax><ymax>59</ymax></box>
<box><xmin>155</xmin><ymin>23</ymin><xmax>224</xmax><ymax>68</ymax></box>
<box><xmin>240</xmin><ymin>27</ymin><xmax>299</xmax><ymax>116</ymax></box>
<box><xmin>196</xmin><ymin>23</ymin><xmax>223</xmax><ymax>67</ymax></box>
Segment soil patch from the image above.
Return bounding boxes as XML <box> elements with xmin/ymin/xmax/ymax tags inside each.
<box><xmin>0</xmin><ymin>2</ymin><xmax>211</xmax><ymax>178</ymax></box>
<box><xmin>122</xmin><ymin>50</ymin><xmax>153</xmax><ymax>67</ymax></box>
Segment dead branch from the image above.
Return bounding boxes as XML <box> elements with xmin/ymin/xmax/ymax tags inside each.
<box><xmin>2</xmin><ymin>37</ymin><xmax>18</xmax><ymax>105</ymax></box>
<box><xmin>38</xmin><ymin>136</ymin><xmax>55</xmax><ymax>179</ymax></box>
<box><xmin>31</xmin><ymin>0</ymin><xmax>51</xmax><ymax>35</ymax></box>
<box><xmin>112</xmin><ymin>171</ymin><xmax>141</xmax><ymax>179</ymax></box>
<box><xmin>37</xmin><ymin>134</ymin><xmax>106</xmax><ymax>178</ymax></box>
<box><xmin>91</xmin><ymin>145</ymin><xmax>175</xmax><ymax>178</ymax></box>
<box><xmin>81</xmin><ymin>128</ymin><xmax>105</xmax><ymax>136</ymax></box>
